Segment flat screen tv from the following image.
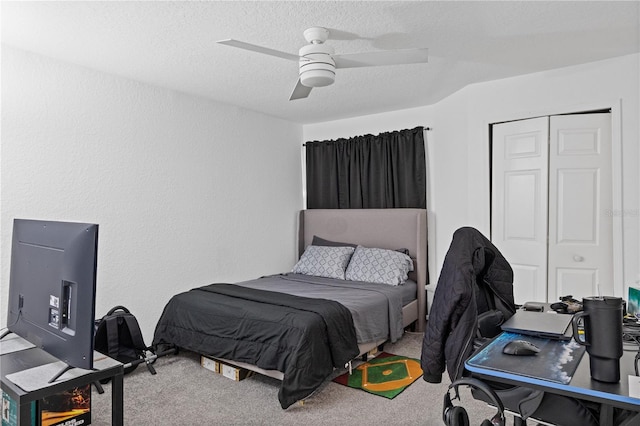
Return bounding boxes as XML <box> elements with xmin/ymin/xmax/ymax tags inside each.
<box><xmin>4</xmin><ymin>219</ymin><xmax>99</xmax><ymax>380</ymax></box>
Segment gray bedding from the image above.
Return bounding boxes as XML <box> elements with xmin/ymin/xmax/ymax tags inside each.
<box><xmin>236</xmin><ymin>273</ymin><xmax>414</xmax><ymax>343</ymax></box>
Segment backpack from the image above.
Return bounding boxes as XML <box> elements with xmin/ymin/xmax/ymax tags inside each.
<box><xmin>94</xmin><ymin>305</ymin><xmax>152</xmax><ymax>376</ymax></box>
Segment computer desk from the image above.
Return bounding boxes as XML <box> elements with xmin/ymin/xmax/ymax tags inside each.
<box><xmin>465</xmin><ymin>332</ymin><xmax>640</xmax><ymax>426</ymax></box>
<box><xmin>1</xmin><ymin>346</ymin><xmax>124</xmax><ymax>425</ymax></box>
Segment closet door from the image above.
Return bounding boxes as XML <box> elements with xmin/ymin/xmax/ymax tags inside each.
<box><xmin>548</xmin><ymin>113</ymin><xmax>613</xmax><ymax>300</ymax></box>
<box><xmin>492</xmin><ymin>117</ymin><xmax>549</xmax><ymax>304</ymax></box>
<box><xmin>492</xmin><ymin>113</ymin><xmax>613</xmax><ymax>304</ymax></box>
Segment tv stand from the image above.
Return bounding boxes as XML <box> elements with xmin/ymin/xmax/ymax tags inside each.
<box><xmin>1</xmin><ymin>347</ymin><xmax>123</xmax><ymax>425</ymax></box>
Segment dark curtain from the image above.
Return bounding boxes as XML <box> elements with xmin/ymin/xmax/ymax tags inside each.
<box><xmin>305</xmin><ymin>127</ymin><xmax>426</xmax><ymax>209</ymax></box>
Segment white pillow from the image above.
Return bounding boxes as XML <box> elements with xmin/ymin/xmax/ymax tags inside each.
<box><xmin>345</xmin><ymin>246</ymin><xmax>414</xmax><ymax>286</ymax></box>
<box><xmin>292</xmin><ymin>245</ymin><xmax>355</xmax><ymax>279</ymax></box>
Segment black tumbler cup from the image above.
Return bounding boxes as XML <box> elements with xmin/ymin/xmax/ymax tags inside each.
<box><xmin>572</xmin><ymin>296</ymin><xmax>623</xmax><ymax>383</ymax></box>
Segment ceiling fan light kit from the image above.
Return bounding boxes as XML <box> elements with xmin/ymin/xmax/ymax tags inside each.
<box><xmin>299</xmin><ymin>43</ymin><xmax>335</xmax><ymax>88</ymax></box>
<box><xmin>217</xmin><ymin>26</ymin><xmax>428</xmax><ymax>100</ymax></box>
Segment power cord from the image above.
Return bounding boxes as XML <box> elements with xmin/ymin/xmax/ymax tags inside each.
<box><xmin>0</xmin><ymin>310</ymin><xmax>22</xmax><ymax>340</ymax></box>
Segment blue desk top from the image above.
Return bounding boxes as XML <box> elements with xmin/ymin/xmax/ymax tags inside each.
<box><xmin>465</xmin><ymin>332</ymin><xmax>640</xmax><ymax>409</ymax></box>
<box><xmin>467</xmin><ymin>332</ymin><xmax>585</xmax><ymax>384</ymax></box>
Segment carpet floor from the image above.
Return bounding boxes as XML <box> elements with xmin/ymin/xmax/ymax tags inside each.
<box><xmin>90</xmin><ymin>332</ymin><xmax>496</xmax><ymax>425</ymax></box>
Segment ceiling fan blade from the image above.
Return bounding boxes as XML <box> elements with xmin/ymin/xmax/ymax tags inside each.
<box><xmin>289</xmin><ymin>79</ymin><xmax>312</xmax><ymax>101</ymax></box>
<box><xmin>334</xmin><ymin>48</ymin><xmax>428</xmax><ymax>69</ymax></box>
<box><xmin>217</xmin><ymin>39</ymin><xmax>300</xmax><ymax>61</ymax></box>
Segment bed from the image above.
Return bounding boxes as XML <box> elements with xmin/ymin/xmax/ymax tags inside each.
<box><xmin>152</xmin><ymin>208</ymin><xmax>427</xmax><ymax>408</ymax></box>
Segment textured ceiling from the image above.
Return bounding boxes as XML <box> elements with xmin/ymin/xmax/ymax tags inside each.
<box><xmin>2</xmin><ymin>1</ymin><xmax>639</xmax><ymax>124</ymax></box>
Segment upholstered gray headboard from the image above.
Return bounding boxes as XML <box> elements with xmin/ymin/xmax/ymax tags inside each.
<box><xmin>298</xmin><ymin>208</ymin><xmax>427</xmax><ymax>332</ymax></box>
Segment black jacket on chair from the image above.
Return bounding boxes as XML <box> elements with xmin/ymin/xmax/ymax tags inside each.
<box><xmin>421</xmin><ymin>227</ymin><xmax>516</xmax><ymax>383</ymax></box>
<box><xmin>421</xmin><ymin>227</ymin><xmax>601</xmax><ymax>426</ymax></box>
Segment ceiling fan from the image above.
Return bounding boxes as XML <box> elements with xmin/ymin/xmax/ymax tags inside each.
<box><xmin>217</xmin><ymin>27</ymin><xmax>428</xmax><ymax>101</ymax></box>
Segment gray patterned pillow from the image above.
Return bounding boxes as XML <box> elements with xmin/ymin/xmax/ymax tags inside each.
<box><xmin>292</xmin><ymin>245</ymin><xmax>355</xmax><ymax>279</ymax></box>
<box><xmin>345</xmin><ymin>246</ymin><xmax>414</xmax><ymax>286</ymax></box>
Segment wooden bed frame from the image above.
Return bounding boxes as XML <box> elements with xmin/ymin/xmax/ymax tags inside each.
<box><xmin>220</xmin><ymin>208</ymin><xmax>428</xmax><ymax>381</ymax></box>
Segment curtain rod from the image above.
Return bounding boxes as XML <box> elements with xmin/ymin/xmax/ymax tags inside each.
<box><xmin>302</xmin><ymin>126</ymin><xmax>432</xmax><ymax>146</ymax></box>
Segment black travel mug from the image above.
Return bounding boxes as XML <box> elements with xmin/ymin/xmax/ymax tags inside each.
<box><xmin>572</xmin><ymin>296</ymin><xmax>623</xmax><ymax>383</ymax></box>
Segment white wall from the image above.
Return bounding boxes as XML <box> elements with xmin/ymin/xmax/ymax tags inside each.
<box><xmin>3</xmin><ymin>45</ymin><xmax>638</xmax><ymax>340</ymax></box>
<box><xmin>1</xmin><ymin>47</ymin><xmax>304</xmax><ymax>338</ymax></box>
<box><xmin>305</xmin><ymin>53</ymin><xmax>640</xmax><ymax>299</ymax></box>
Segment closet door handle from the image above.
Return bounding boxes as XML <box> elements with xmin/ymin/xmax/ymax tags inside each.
<box><xmin>573</xmin><ymin>255</ymin><xmax>584</xmax><ymax>262</ymax></box>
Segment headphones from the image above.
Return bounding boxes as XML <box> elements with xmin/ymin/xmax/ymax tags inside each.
<box><xmin>443</xmin><ymin>377</ymin><xmax>505</xmax><ymax>426</ymax></box>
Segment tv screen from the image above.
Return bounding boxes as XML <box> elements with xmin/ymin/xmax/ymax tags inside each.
<box><xmin>6</xmin><ymin>219</ymin><xmax>99</xmax><ymax>373</ymax></box>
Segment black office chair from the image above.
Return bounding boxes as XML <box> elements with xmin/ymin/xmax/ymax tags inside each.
<box><xmin>421</xmin><ymin>227</ymin><xmax>599</xmax><ymax>426</ymax></box>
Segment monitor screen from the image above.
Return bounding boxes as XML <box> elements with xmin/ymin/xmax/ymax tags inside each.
<box><xmin>628</xmin><ymin>286</ymin><xmax>640</xmax><ymax>317</ymax></box>
<box><xmin>6</xmin><ymin>219</ymin><xmax>99</xmax><ymax>371</ymax></box>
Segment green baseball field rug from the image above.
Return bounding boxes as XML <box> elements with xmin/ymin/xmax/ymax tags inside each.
<box><xmin>332</xmin><ymin>352</ymin><xmax>423</xmax><ymax>399</ymax></box>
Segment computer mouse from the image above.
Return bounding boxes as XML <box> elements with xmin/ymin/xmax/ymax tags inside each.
<box><xmin>502</xmin><ymin>340</ymin><xmax>540</xmax><ymax>356</ymax></box>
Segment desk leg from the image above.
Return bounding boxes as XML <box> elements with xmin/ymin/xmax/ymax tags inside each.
<box><xmin>18</xmin><ymin>401</ymin><xmax>32</xmax><ymax>426</ymax></box>
<box><xmin>599</xmin><ymin>404</ymin><xmax>614</xmax><ymax>426</ymax></box>
<box><xmin>111</xmin><ymin>372</ymin><xmax>124</xmax><ymax>426</ymax></box>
